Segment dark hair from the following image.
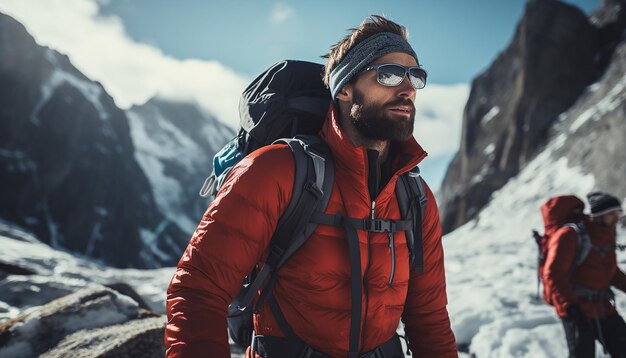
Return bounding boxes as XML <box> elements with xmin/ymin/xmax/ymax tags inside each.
<box><xmin>322</xmin><ymin>15</ymin><xmax>409</xmax><ymax>88</ymax></box>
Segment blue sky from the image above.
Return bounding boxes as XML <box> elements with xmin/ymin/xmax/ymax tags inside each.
<box><xmin>100</xmin><ymin>0</ymin><xmax>598</xmax><ymax>84</ymax></box>
<box><xmin>0</xmin><ymin>0</ymin><xmax>599</xmax><ymax>190</ymax></box>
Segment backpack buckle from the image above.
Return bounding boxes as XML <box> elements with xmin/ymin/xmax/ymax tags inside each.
<box><xmin>363</xmin><ymin>219</ymin><xmax>395</xmax><ymax>233</ymax></box>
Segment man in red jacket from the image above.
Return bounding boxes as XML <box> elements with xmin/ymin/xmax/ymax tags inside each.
<box><xmin>544</xmin><ymin>192</ymin><xmax>626</xmax><ymax>357</ymax></box>
<box><xmin>166</xmin><ymin>15</ymin><xmax>457</xmax><ymax>358</ymax></box>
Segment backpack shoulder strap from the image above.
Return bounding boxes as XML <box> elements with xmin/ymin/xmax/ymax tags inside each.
<box><xmin>271</xmin><ymin>135</ymin><xmax>334</xmax><ymax>266</ymax></box>
<box><xmin>564</xmin><ymin>222</ymin><xmax>592</xmax><ymax>274</ymax></box>
<box><xmin>234</xmin><ymin>135</ymin><xmax>334</xmax><ymax>312</ymax></box>
<box><xmin>396</xmin><ymin>166</ymin><xmax>427</xmax><ymax>274</ymax></box>
<box><xmin>573</xmin><ymin>223</ymin><xmax>592</xmax><ymax>267</ymax></box>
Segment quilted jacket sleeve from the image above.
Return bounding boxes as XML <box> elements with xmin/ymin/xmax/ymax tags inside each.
<box><xmin>402</xmin><ymin>182</ymin><xmax>457</xmax><ymax>357</ymax></box>
<box><xmin>165</xmin><ymin>145</ymin><xmax>294</xmax><ymax>358</ymax></box>
<box><xmin>543</xmin><ymin>226</ymin><xmax>578</xmax><ymax>317</ymax></box>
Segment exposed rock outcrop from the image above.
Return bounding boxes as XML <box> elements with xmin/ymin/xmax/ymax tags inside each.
<box><xmin>439</xmin><ymin>0</ymin><xmax>626</xmax><ymax>233</ymax></box>
<box><xmin>42</xmin><ymin>316</ymin><xmax>165</xmax><ymax>358</ymax></box>
<box><xmin>0</xmin><ymin>286</ymin><xmax>162</xmax><ymax>357</ymax></box>
<box><xmin>552</xmin><ymin>37</ymin><xmax>626</xmax><ymax>197</ymax></box>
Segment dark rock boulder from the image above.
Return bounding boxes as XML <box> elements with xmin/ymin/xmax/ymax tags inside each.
<box><xmin>42</xmin><ymin>316</ymin><xmax>165</xmax><ymax>358</ymax></box>
<box><xmin>0</xmin><ymin>287</ymin><xmax>146</xmax><ymax>356</ymax></box>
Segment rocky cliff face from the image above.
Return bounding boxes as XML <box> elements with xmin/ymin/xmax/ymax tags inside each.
<box><xmin>552</xmin><ymin>37</ymin><xmax>626</xmax><ymax>198</ymax></box>
<box><xmin>0</xmin><ymin>13</ymin><xmax>188</xmax><ymax>268</ymax></box>
<box><xmin>439</xmin><ymin>0</ymin><xmax>626</xmax><ymax>233</ymax></box>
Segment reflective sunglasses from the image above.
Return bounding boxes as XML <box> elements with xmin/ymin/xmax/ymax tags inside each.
<box><xmin>360</xmin><ymin>63</ymin><xmax>427</xmax><ymax>89</ymax></box>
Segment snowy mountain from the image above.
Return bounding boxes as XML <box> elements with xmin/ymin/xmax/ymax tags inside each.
<box><xmin>0</xmin><ymin>12</ymin><xmax>239</xmax><ymax>268</ymax></box>
<box><xmin>127</xmin><ymin>98</ymin><xmax>235</xmax><ymax>234</ymax></box>
<box><xmin>439</xmin><ymin>0</ymin><xmax>626</xmax><ymax>234</ymax></box>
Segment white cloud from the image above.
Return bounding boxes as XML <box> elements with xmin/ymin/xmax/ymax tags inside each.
<box><xmin>270</xmin><ymin>3</ymin><xmax>295</xmax><ymax>24</ymax></box>
<box><xmin>0</xmin><ymin>0</ymin><xmax>249</xmax><ymax>130</ymax></box>
<box><xmin>0</xmin><ymin>0</ymin><xmax>469</xmax><ymax>157</ymax></box>
<box><xmin>412</xmin><ymin>83</ymin><xmax>469</xmax><ymax>158</ymax></box>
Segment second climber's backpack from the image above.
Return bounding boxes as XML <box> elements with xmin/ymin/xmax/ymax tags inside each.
<box><xmin>533</xmin><ymin>195</ymin><xmax>589</xmax><ymax>303</ymax></box>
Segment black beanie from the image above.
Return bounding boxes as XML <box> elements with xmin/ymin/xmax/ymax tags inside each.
<box><xmin>587</xmin><ymin>191</ymin><xmax>622</xmax><ymax>217</ymax></box>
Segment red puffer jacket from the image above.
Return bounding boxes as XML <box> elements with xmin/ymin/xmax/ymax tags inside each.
<box><xmin>165</xmin><ymin>106</ymin><xmax>457</xmax><ymax>357</ymax></box>
<box><xmin>544</xmin><ymin>217</ymin><xmax>626</xmax><ymax>318</ymax></box>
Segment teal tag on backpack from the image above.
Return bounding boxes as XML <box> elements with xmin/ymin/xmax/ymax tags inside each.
<box><xmin>212</xmin><ymin>138</ymin><xmax>243</xmax><ymax>178</ymax></box>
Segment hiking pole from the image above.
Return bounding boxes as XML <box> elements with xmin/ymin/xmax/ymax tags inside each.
<box><xmin>532</xmin><ymin>230</ymin><xmax>542</xmax><ymax>300</ymax></box>
<box><xmin>532</xmin><ymin>230</ymin><xmax>542</xmax><ymax>246</ymax></box>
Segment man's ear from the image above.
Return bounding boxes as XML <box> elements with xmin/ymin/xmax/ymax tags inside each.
<box><xmin>335</xmin><ymin>83</ymin><xmax>352</xmax><ymax>103</ymax></box>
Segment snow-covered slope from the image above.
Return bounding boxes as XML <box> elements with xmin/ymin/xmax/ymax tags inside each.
<box><xmin>0</xmin><ymin>223</ymin><xmax>250</xmax><ymax>357</ymax></box>
<box><xmin>0</xmin><ymin>225</ymin><xmax>173</xmax><ymax>322</ymax></box>
<box><xmin>0</xmin><ymin>230</ymin><xmax>172</xmax><ymax>356</ymax></box>
<box><xmin>444</xmin><ymin>104</ymin><xmax>626</xmax><ymax>358</ymax></box>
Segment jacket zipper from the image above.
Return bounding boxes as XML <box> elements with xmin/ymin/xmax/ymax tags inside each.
<box><xmin>371</xmin><ymin>200</ymin><xmax>395</xmax><ymax>287</ymax></box>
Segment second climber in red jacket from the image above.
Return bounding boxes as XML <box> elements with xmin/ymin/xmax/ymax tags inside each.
<box><xmin>544</xmin><ymin>191</ymin><xmax>626</xmax><ymax>357</ymax></box>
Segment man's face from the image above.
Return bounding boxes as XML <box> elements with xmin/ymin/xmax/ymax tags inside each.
<box><xmin>347</xmin><ymin>52</ymin><xmax>418</xmax><ymax>142</ymax></box>
<box><xmin>600</xmin><ymin>210</ymin><xmax>622</xmax><ymax>227</ymax></box>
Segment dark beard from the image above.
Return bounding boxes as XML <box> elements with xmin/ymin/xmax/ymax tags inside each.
<box><xmin>349</xmin><ymin>89</ymin><xmax>415</xmax><ymax>142</ymax></box>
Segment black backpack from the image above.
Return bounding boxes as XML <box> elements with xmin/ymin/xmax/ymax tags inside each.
<box><xmin>200</xmin><ymin>60</ymin><xmax>428</xmax><ymax>354</ymax></box>
<box><xmin>199</xmin><ymin>60</ymin><xmax>331</xmax><ymax>197</ymax></box>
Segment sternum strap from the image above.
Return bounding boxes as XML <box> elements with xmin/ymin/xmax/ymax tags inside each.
<box><xmin>310</xmin><ymin>212</ymin><xmax>412</xmax><ymax>232</ymax></box>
